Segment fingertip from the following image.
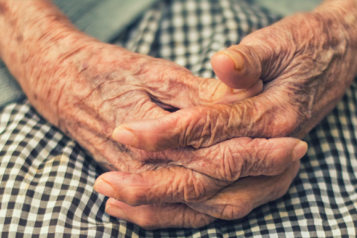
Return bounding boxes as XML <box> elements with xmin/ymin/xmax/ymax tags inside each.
<box><xmin>212</xmin><ymin>49</ymin><xmax>259</xmax><ymax>90</ymax></box>
<box><xmin>95</xmin><ymin>172</ymin><xmax>151</xmax><ymax>206</ymax></box>
<box><xmin>93</xmin><ymin>177</ymin><xmax>118</xmax><ymax>199</ymax></box>
<box><xmin>212</xmin><ymin>44</ymin><xmax>265</xmax><ymax>90</ymax></box>
<box><xmin>105</xmin><ymin>204</ymin><xmax>111</xmax><ymax>213</ymax></box>
<box><xmin>211</xmin><ymin>52</ymin><xmax>238</xmax><ymax>75</ymax></box>
<box><xmin>106</xmin><ymin>199</ymin><xmax>215</xmax><ymax>229</ymax></box>
<box><xmin>292</xmin><ymin>141</ymin><xmax>308</xmax><ymax>161</ymax></box>
<box><xmin>212</xmin><ymin>51</ymin><xmax>244</xmax><ymax>89</ymax></box>
<box><xmin>105</xmin><ymin>198</ymin><xmax>130</xmax><ymax>220</ymax></box>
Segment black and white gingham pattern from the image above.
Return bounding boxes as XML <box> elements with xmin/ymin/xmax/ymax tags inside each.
<box><xmin>1</xmin><ymin>0</ymin><xmax>357</xmax><ymax>237</ymax></box>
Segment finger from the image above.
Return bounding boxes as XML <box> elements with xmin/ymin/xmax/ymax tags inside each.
<box><xmin>211</xmin><ymin>24</ymin><xmax>292</xmax><ymax>89</ymax></box>
<box><xmin>152</xmin><ymin>76</ymin><xmax>263</xmax><ymax>110</ymax></box>
<box><xmin>94</xmin><ymin>167</ymin><xmax>230</xmax><ymax>206</ymax></box>
<box><xmin>117</xmin><ymin>92</ymin><xmax>300</xmax><ymax>151</ymax></box>
<box><xmin>172</xmin><ymin>137</ymin><xmax>307</xmax><ymax>180</ymax></box>
<box><xmin>113</xmin><ymin>26</ymin><xmax>299</xmax><ymax>151</ymax></box>
<box><xmin>93</xmin><ymin>138</ymin><xmax>306</xmax><ymax>206</ymax></box>
<box><xmin>105</xmin><ymin>199</ymin><xmax>215</xmax><ymax>230</ymax></box>
<box><xmin>211</xmin><ymin>45</ymin><xmax>262</xmax><ymax>89</ymax></box>
<box><xmin>109</xmin><ymin>79</ymin><xmax>263</xmax><ymax>152</ymax></box>
<box><xmin>187</xmin><ymin>161</ymin><xmax>300</xmax><ymax>220</ymax></box>
<box><xmin>111</xmin><ymin>92</ymin><xmax>301</xmax><ymax>151</ymax></box>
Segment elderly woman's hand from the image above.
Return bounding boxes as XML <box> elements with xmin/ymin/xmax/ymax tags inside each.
<box><xmin>111</xmin><ymin>0</ymin><xmax>357</xmax><ymax>150</ymax></box>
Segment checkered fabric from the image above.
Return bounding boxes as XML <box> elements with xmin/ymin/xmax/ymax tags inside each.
<box><xmin>1</xmin><ymin>0</ymin><xmax>357</xmax><ymax>237</ymax></box>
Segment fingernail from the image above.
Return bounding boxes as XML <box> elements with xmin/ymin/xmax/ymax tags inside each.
<box><xmin>112</xmin><ymin>126</ymin><xmax>136</xmax><ymax>146</ymax></box>
<box><xmin>219</xmin><ymin>50</ymin><xmax>245</xmax><ymax>70</ymax></box>
<box><xmin>292</xmin><ymin>141</ymin><xmax>308</xmax><ymax>161</ymax></box>
<box><xmin>93</xmin><ymin>178</ymin><xmax>117</xmax><ymax>199</ymax></box>
<box><xmin>105</xmin><ymin>205</ymin><xmax>112</xmax><ymax>213</ymax></box>
<box><xmin>231</xmin><ymin>88</ymin><xmax>246</xmax><ymax>94</ymax></box>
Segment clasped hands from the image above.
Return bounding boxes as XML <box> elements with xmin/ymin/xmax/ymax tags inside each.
<box><xmin>1</xmin><ymin>0</ymin><xmax>355</xmax><ymax>231</ymax></box>
<box><xmin>14</xmin><ymin>4</ymin><xmax>354</xmax><ymax>230</ymax></box>
<box><xmin>90</xmin><ymin>7</ymin><xmax>357</xmax><ymax>229</ymax></box>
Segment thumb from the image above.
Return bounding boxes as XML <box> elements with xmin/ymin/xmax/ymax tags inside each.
<box><xmin>211</xmin><ymin>44</ymin><xmax>263</xmax><ymax>89</ymax></box>
<box><xmin>211</xmin><ymin>26</ymin><xmax>289</xmax><ymax>89</ymax></box>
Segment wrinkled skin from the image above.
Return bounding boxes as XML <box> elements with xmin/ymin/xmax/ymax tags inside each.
<box><xmin>106</xmin><ymin>1</ymin><xmax>357</xmax><ymax>229</ymax></box>
<box><xmin>0</xmin><ymin>0</ymin><xmax>307</xmax><ymax>230</ymax></box>
<box><xmin>28</xmin><ymin>40</ymin><xmax>305</xmax><ymax>228</ymax></box>
<box><xmin>113</xmin><ymin>10</ymin><xmax>357</xmax><ymax>151</ymax></box>
<box><xmin>44</xmin><ymin>41</ymin><xmax>304</xmax><ymax>207</ymax></box>
<box><xmin>52</xmin><ymin>42</ymin><xmax>266</xmax><ymax>173</ymax></box>
<box><xmin>2</xmin><ymin>26</ymin><xmax>305</xmax><ymax>228</ymax></box>
<box><xmin>98</xmin><ymin>161</ymin><xmax>300</xmax><ymax>229</ymax></box>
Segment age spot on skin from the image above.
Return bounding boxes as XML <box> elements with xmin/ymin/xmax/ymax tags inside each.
<box><xmin>116</xmin><ymin>142</ymin><xmax>132</xmax><ymax>154</ymax></box>
<box><xmin>16</xmin><ymin>35</ymin><xmax>23</xmax><ymax>43</ymax></box>
<box><xmin>0</xmin><ymin>2</ymin><xmax>8</xmax><ymax>15</ymax></box>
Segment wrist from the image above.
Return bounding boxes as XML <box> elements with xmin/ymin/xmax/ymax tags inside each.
<box><xmin>0</xmin><ymin>0</ymin><xmax>99</xmax><ymax>126</ymax></box>
<box><xmin>313</xmin><ymin>0</ymin><xmax>357</xmax><ymax>46</ymax></box>
<box><xmin>0</xmin><ymin>0</ymin><xmax>95</xmax><ymax>79</ymax></box>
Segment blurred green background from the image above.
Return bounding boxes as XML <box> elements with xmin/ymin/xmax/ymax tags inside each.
<box><xmin>254</xmin><ymin>0</ymin><xmax>322</xmax><ymax>16</ymax></box>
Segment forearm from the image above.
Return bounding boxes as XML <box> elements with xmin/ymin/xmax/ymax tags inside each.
<box><xmin>0</xmin><ymin>0</ymin><xmax>79</xmax><ymax>78</ymax></box>
<box><xmin>0</xmin><ymin>0</ymin><xmax>95</xmax><ymax>125</ymax></box>
<box><xmin>314</xmin><ymin>0</ymin><xmax>357</xmax><ymax>49</ymax></box>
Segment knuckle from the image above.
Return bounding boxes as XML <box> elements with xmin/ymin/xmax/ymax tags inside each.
<box><xmin>247</xmin><ymin>139</ymin><xmax>290</xmax><ymax>176</ymax></box>
<box><xmin>219</xmin><ymin>144</ymin><xmax>242</xmax><ymax>181</ymax></box>
<box><xmin>184</xmin><ymin>105</ymin><xmax>232</xmax><ymax>149</ymax></box>
<box><xmin>244</xmin><ymin>94</ymin><xmax>298</xmax><ymax>138</ymax></box>
<box><xmin>182</xmin><ymin>173</ymin><xmax>208</xmax><ymax>203</ymax></box>
<box><xmin>139</xmin><ymin>113</ymin><xmax>188</xmax><ymax>151</ymax></box>
<box><xmin>270</xmin><ymin>110</ymin><xmax>296</xmax><ymax>137</ymax></box>
<box><xmin>265</xmin><ymin>87</ymin><xmax>307</xmax><ymax>138</ymax></box>
<box><xmin>162</xmin><ymin>168</ymin><xmax>205</xmax><ymax>203</ymax></box>
<box><xmin>118</xmin><ymin>174</ymin><xmax>149</xmax><ymax>206</ymax></box>
<box><xmin>273</xmin><ymin>106</ymin><xmax>300</xmax><ymax>136</ymax></box>
<box><xmin>176</xmin><ymin>112</ymin><xmax>196</xmax><ymax>148</ymax></box>
<box><xmin>180</xmin><ymin>108</ymin><xmax>209</xmax><ymax>148</ymax></box>
<box><xmin>177</xmin><ymin>169</ymin><xmax>222</xmax><ymax>203</ymax></box>
<box><xmin>230</xmin><ymin>100</ymin><xmax>261</xmax><ymax>137</ymax></box>
<box><xmin>235</xmin><ymin>138</ymin><xmax>259</xmax><ymax>177</ymax></box>
<box><xmin>254</xmin><ymin>139</ymin><xmax>278</xmax><ymax>175</ymax></box>
<box><xmin>237</xmin><ymin>137</ymin><xmax>292</xmax><ymax>177</ymax></box>
<box><xmin>124</xmin><ymin>189</ymin><xmax>148</xmax><ymax>206</ymax></box>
